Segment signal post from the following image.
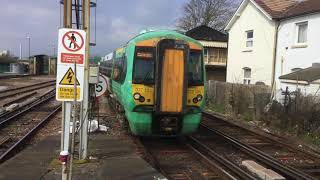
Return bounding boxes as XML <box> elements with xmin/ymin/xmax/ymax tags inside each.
<box><xmin>58</xmin><ymin>0</ymin><xmax>90</xmax><ymax>179</ymax></box>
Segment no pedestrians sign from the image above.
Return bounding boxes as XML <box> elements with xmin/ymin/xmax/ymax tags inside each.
<box><xmin>58</xmin><ymin>29</ymin><xmax>86</xmax><ymax>66</ymax></box>
<box><xmin>56</xmin><ymin>28</ymin><xmax>86</xmax><ymax>102</ymax></box>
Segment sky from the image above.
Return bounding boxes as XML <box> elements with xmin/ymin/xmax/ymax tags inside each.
<box><xmin>0</xmin><ymin>0</ymin><xmax>188</xmax><ymax>58</ymax></box>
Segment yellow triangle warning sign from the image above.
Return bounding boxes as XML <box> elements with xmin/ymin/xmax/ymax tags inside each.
<box><xmin>59</xmin><ymin>67</ymin><xmax>80</xmax><ymax>85</ymax></box>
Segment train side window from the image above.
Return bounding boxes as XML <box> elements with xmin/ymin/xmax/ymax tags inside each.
<box><xmin>113</xmin><ymin>56</ymin><xmax>127</xmax><ymax>84</ymax></box>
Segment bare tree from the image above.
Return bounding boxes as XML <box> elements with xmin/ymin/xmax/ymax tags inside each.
<box><xmin>177</xmin><ymin>0</ymin><xmax>240</xmax><ymax>31</ymax></box>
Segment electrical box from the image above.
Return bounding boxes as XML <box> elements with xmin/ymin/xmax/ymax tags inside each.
<box><xmin>89</xmin><ymin>65</ymin><xmax>99</xmax><ymax>84</ymax></box>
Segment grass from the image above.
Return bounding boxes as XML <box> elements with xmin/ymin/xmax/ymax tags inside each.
<box><xmin>206</xmin><ymin>103</ymin><xmax>225</xmax><ymax>114</ymax></box>
<box><xmin>243</xmin><ymin>112</ymin><xmax>253</xmax><ymax>122</ymax></box>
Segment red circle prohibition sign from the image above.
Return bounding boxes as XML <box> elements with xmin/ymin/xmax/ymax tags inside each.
<box><xmin>62</xmin><ymin>31</ymin><xmax>84</xmax><ymax>52</ymax></box>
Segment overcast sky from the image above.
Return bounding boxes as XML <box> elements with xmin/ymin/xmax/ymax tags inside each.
<box><xmin>0</xmin><ymin>0</ymin><xmax>188</xmax><ymax>58</ymax></box>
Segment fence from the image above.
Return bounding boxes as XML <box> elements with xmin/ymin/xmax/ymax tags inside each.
<box><xmin>206</xmin><ymin>81</ymin><xmax>320</xmax><ymax>142</ymax></box>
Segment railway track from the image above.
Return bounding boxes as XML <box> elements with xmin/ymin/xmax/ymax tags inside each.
<box><xmin>137</xmin><ymin>137</ymin><xmax>233</xmax><ymax>180</ymax></box>
<box><xmin>0</xmin><ymin>89</ymin><xmax>61</xmax><ymax>163</ymax></box>
<box><xmin>0</xmin><ymin>80</ymin><xmax>56</xmax><ymax>99</ymax></box>
<box><xmin>0</xmin><ymin>74</ymin><xmax>30</xmax><ymax>80</ymax></box>
<box><xmin>198</xmin><ymin>112</ymin><xmax>320</xmax><ymax>179</ymax></box>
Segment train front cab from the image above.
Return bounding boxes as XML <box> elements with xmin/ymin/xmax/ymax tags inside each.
<box><xmin>129</xmin><ymin>38</ymin><xmax>205</xmax><ymax>136</ymax></box>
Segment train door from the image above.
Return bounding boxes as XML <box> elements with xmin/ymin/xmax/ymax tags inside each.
<box><xmin>157</xmin><ymin>39</ymin><xmax>188</xmax><ymax>113</ymax></box>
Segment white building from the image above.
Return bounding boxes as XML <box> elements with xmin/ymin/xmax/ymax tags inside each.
<box><xmin>225</xmin><ymin>0</ymin><xmax>320</xmax><ymax>95</ymax></box>
<box><xmin>276</xmin><ymin>11</ymin><xmax>320</xmax><ymax>95</ymax></box>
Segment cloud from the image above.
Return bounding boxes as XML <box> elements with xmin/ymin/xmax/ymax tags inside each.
<box><xmin>0</xmin><ymin>0</ymin><xmax>187</xmax><ymax>57</ymax></box>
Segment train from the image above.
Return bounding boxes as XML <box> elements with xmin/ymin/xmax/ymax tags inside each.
<box><xmin>100</xmin><ymin>29</ymin><xmax>206</xmax><ymax>136</ymax></box>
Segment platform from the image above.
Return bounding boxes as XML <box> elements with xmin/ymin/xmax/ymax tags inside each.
<box><xmin>0</xmin><ymin>134</ymin><xmax>165</xmax><ymax>180</ymax></box>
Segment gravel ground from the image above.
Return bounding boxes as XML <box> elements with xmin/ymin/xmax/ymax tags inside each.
<box><xmin>0</xmin><ymin>75</ymin><xmax>55</xmax><ymax>90</ymax></box>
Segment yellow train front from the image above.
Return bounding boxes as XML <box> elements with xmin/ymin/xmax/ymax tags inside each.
<box><xmin>101</xmin><ymin>30</ymin><xmax>206</xmax><ymax>136</ymax></box>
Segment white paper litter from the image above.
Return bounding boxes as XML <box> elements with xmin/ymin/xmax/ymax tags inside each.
<box><xmin>99</xmin><ymin>125</ymin><xmax>109</xmax><ymax>132</ymax></box>
<box><xmin>88</xmin><ymin>120</ymin><xmax>99</xmax><ymax>132</ymax></box>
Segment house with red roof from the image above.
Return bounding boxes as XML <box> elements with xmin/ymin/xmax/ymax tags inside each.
<box><xmin>225</xmin><ymin>0</ymin><xmax>320</xmax><ymax>96</ymax></box>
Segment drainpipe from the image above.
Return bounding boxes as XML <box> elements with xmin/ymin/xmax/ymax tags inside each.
<box><xmin>270</xmin><ymin>21</ymin><xmax>280</xmax><ymax>100</ymax></box>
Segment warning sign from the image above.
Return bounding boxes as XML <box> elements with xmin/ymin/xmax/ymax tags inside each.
<box><xmin>61</xmin><ymin>53</ymin><xmax>83</xmax><ymax>64</ymax></box>
<box><xmin>57</xmin><ymin>87</ymin><xmax>81</xmax><ymax>101</ymax></box>
<box><xmin>59</xmin><ymin>67</ymin><xmax>80</xmax><ymax>85</ymax></box>
<box><xmin>62</xmin><ymin>31</ymin><xmax>84</xmax><ymax>52</ymax></box>
<box><xmin>56</xmin><ymin>28</ymin><xmax>86</xmax><ymax>102</ymax></box>
<box><xmin>56</xmin><ymin>64</ymin><xmax>84</xmax><ymax>102</ymax></box>
<box><xmin>57</xmin><ymin>28</ymin><xmax>86</xmax><ymax>66</ymax></box>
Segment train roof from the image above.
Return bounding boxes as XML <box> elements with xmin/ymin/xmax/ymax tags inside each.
<box><xmin>127</xmin><ymin>29</ymin><xmax>203</xmax><ymax>48</ymax></box>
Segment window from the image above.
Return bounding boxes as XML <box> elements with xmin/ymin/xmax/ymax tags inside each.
<box><xmin>296</xmin><ymin>22</ymin><xmax>308</xmax><ymax>44</ymax></box>
<box><xmin>112</xmin><ymin>55</ymin><xmax>127</xmax><ymax>84</ymax></box>
<box><xmin>188</xmin><ymin>51</ymin><xmax>204</xmax><ymax>85</ymax></box>
<box><xmin>133</xmin><ymin>47</ymin><xmax>155</xmax><ymax>84</ymax></box>
<box><xmin>203</xmin><ymin>48</ymin><xmax>209</xmax><ymax>63</ymax></box>
<box><xmin>246</xmin><ymin>30</ymin><xmax>254</xmax><ymax>48</ymax></box>
<box><xmin>243</xmin><ymin>67</ymin><xmax>251</xmax><ymax>85</ymax></box>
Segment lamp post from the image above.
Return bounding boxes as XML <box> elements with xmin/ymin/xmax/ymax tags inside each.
<box><xmin>26</xmin><ymin>34</ymin><xmax>31</xmax><ymax>58</ymax></box>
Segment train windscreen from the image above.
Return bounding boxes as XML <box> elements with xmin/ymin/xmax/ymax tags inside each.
<box><xmin>188</xmin><ymin>51</ymin><xmax>203</xmax><ymax>86</ymax></box>
<box><xmin>133</xmin><ymin>47</ymin><xmax>155</xmax><ymax>84</ymax></box>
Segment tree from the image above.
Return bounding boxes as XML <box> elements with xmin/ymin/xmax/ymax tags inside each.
<box><xmin>177</xmin><ymin>0</ymin><xmax>240</xmax><ymax>31</ymax></box>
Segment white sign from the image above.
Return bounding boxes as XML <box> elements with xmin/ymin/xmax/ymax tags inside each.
<box><xmin>56</xmin><ymin>28</ymin><xmax>86</xmax><ymax>102</ymax></box>
<box><xmin>95</xmin><ymin>74</ymin><xmax>108</xmax><ymax>97</ymax></box>
<box><xmin>57</xmin><ymin>28</ymin><xmax>86</xmax><ymax>66</ymax></box>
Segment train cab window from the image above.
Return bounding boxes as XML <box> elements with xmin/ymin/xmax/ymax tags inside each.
<box><xmin>188</xmin><ymin>51</ymin><xmax>203</xmax><ymax>86</ymax></box>
<box><xmin>133</xmin><ymin>47</ymin><xmax>155</xmax><ymax>84</ymax></box>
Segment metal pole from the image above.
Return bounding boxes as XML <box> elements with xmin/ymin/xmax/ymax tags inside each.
<box><xmin>68</xmin><ymin>47</ymin><xmax>78</xmax><ymax>180</ymax></box>
<box><xmin>19</xmin><ymin>43</ymin><xmax>22</xmax><ymax>60</ymax></box>
<box><xmin>79</xmin><ymin>0</ymin><xmax>90</xmax><ymax>160</ymax></box>
<box><xmin>28</xmin><ymin>37</ymin><xmax>30</xmax><ymax>58</ymax></box>
<box><xmin>61</xmin><ymin>1</ymin><xmax>72</xmax><ymax>180</ymax></box>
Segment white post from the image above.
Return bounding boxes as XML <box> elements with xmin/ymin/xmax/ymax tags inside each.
<box><xmin>19</xmin><ymin>43</ymin><xmax>22</xmax><ymax>60</ymax></box>
<box><xmin>61</xmin><ymin>102</ymin><xmax>71</xmax><ymax>180</ymax></box>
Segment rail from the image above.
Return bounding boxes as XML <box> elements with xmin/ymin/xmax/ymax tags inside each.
<box><xmin>201</xmin><ymin>112</ymin><xmax>317</xmax><ymax>180</ymax></box>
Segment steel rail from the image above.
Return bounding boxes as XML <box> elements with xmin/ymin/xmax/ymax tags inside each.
<box><xmin>0</xmin><ymin>90</ymin><xmax>56</xmax><ymax>127</ymax></box>
<box><xmin>2</xmin><ymin>92</ymin><xmax>37</xmax><ymax>107</ymax></box>
<box><xmin>0</xmin><ymin>105</ymin><xmax>61</xmax><ymax>163</ymax></box>
<box><xmin>202</xmin><ymin>111</ymin><xmax>320</xmax><ymax>159</ymax></box>
<box><xmin>0</xmin><ymin>80</ymin><xmax>55</xmax><ymax>93</ymax></box>
<box><xmin>0</xmin><ymin>81</ymin><xmax>56</xmax><ymax>99</ymax></box>
<box><xmin>0</xmin><ymin>74</ymin><xmax>30</xmax><ymax>80</ymax></box>
<box><xmin>137</xmin><ymin>138</ymin><xmax>171</xmax><ymax>179</ymax></box>
<box><xmin>200</xmin><ymin>123</ymin><xmax>316</xmax><ymax>180</ymax></box>
<box><xmin>185</xmin><ymin>138</ymin><xmax>248</xmax><ymax>180</ymax></box>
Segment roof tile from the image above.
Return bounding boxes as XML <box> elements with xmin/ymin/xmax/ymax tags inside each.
<box><xmin>253</xmin><ymin>0</ymin><xmax>320</xmax><ymax>19</ymax></box>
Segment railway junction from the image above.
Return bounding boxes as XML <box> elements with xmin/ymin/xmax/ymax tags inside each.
<box><xmin>1</xmin><ymin>0</ymin><xmax>320</xmax><ymax>180</ymax></box>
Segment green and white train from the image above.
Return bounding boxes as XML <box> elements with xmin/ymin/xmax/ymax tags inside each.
<box><xmin>100</xmin><ymin>29</ymin><xmax>205</xmax><ymax>136</ymax></box>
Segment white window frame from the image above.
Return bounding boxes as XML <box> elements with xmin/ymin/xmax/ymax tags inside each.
<box><xmin>243</xmin><ymin>67</ymin><xmax>251</xmax><ymax>85</ymax></box>
<box><xmin>245</xmin><ymin>30</ymin><xmax>254</xmax><ymax>50</ymax></box>
<box><xmin>203</xmin><ymin>47</ymin><xmax>209</xmax><ymax>63</ymax></box>
<box><xmin>295</xmin><ymin>21</ymin><xmax>308</xmax><ymax>46</ymax></box>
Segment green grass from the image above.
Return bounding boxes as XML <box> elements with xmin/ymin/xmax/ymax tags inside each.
<box><xmin>301</xmin><ymin>134</ymin><xmax>320</xmax><ymax>147</ymax></box>
<box><xmin>243</xmin><ymin>112</ymin><xmax>253</xmax><ymax>122</ymax></box>
<box><xmin>206</xmin><ymin>103</ymin><xmax>225</xmax><ymax>114</ymax></box>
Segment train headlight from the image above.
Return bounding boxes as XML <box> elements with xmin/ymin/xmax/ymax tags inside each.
<box><xmin>197</xmin><ymin>94</ymin><xmax>203</xmax><ymax>101</ymax></box>
<box><xmin>133</xmin><ymin>93</ymin><xmax>141</xmax><ymax>100</ymax></box>
<box><xmin>139</xmin><ymin>96</ymin><xmax>145</xmax><ymax>103</ymax></box>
